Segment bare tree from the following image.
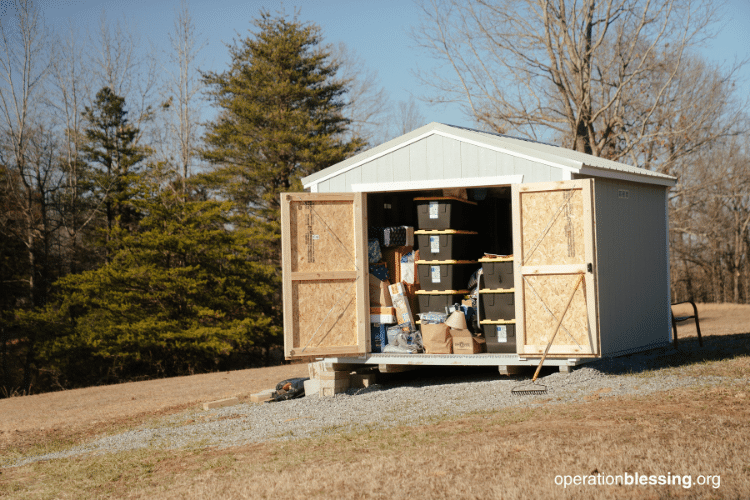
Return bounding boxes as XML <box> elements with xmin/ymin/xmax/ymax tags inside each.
<box><xmin>89</xmin><ymin>11</ymin><xmax>158</xmax><ymax>146</ymax></box>
<box><xmin>160</xmin><ymin>0</ymin><xmax>206</xmax><ymax>190</ymax></box>
<box><xmin>0</xmin><ymin>0</ymin><xmax>52</xmax><ymax>306</ymax></box>
<box><xmin>48</xmin><ymin>21</ymin><xmax>100</xmax><ymax>273</ymax></box>
<box><xmin>413</xmin><ymin>0</ymin><xmax>740</xmax><ymax>166</ymax></box>
<box><xmin>331</xmin><ymin>43</ymin><xmax>391</xmax><ymax>146</ymax></box>
<box><xmin>389</xmin><ymin>97</ymin><xmax>426</xmax><ymax>139</ymax></box>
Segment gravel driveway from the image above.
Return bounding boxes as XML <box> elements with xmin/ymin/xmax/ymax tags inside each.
<box><xmin>8</xmin><ymin>334</ymin><xmax>748</xmax><ymax>469</ymax></box>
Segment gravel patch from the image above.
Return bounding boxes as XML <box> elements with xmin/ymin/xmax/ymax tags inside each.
<box><xmin>7</xmin><ymin>338</ymin><xmax>748</xmax><ymax>468</ymax></box>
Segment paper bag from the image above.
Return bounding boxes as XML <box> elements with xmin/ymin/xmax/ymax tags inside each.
<box><xmin>369</xmin><ymin>274</ymin><xmax>393</xmax><ymax>307</ymax></box>
<box><xmin>421</xmin><ymin>322</ymin><xmax>452</xmax><ymax>354</ymax></box>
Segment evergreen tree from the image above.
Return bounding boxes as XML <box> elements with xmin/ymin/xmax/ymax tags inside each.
<box><xmin>201</xmin><ymin>11</ymin><xmax>365</xmax><ymax>256</ymax></box>
<box><xmin>81</xmin><ymin>87</ymin><xmax>150</xmax><ymax>243</ymax></box>
<box><xmin>47</xmin><ymin>169</ymin><xmax>279</xmax><ymax>385</ymax></box>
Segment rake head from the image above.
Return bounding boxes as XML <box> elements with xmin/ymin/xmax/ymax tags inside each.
<box><xmin>511</xmin><ymin>382</ymin><xmax>548</xmax><ymax>396</ymax></box>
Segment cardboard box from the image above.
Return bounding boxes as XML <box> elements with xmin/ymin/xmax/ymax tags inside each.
<box><xmin>421</xmin><ymin>322</ymin><xmax>452</xmax><ymax>354</ymax></box>
<box><xmin>382</xmin><ymin>246</ymin><xmax>414</xmax><ymax>283</ymax></box>
<box><xmin>451</xmin><ymin>328</ymin><xmax>486</xmax><ymax>354</ymax></box>
<box><xmin>388</xmin><ymin>282</ymin><xmax>415</xmax><ymax>331</ymax></box>
<box><xmin>370</xmin><ymin>307</ymin><xmax>397</xmax><ymax>324</ymax></box>
<box><xmin>369</xmin><ymin>274</ymin><xmax>393</xmax><ymax>307</ymax></box>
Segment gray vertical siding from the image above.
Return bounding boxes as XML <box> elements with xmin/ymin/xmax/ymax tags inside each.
<box><xmin>591</xmin><ymin>178</ymin><xmax>671</xmax><ymax>356</ymax></box>
<box><xmin>426</xmin><ymin>134</ymin><xmax>445</xmax><ymax>178</ymax></box>
<box><xmin>315</xmin><ymin>135</ymin><xmax>561</xmax><ymax>192</ymax></box>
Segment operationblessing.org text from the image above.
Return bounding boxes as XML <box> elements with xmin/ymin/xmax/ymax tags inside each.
<box><xmin>555</xmin><ymin>472</ymin><xmax>720</xmax><ymax>489</ymax></box>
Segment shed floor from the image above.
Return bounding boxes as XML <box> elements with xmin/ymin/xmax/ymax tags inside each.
<box><xmin>325</xmin><ymin>353</ymin><xmax>593</xmax><ymax>367</ymax></box>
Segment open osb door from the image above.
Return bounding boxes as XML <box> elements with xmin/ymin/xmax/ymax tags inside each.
<box><xmin>512</xmin><ymin>180</ymin><xmax>600</xmax><ymax>357</ymax></box>
<box><xmin>281</xmin><ymin>192</ymin><xmax>369</xmax><ymax>359</ymax></box>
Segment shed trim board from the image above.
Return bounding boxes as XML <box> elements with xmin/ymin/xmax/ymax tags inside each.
<box><xmin>576</xmin><ymin>166</ymin><xmax>675</xmax><ymax>187</ymax></box>
<box><xmin>665</xmin><ymin>189</ymin><xmax>674</xmax><ymax>344</ymax></box>
<box><xmin>351</xmin><ymin>175</ymin><xmax>524</xmax><ymax>193</ymax></box>
<box><xmin>282</xmin><ymin>123</ymin><xmax>674</xmax><ymax>367</ymax></box>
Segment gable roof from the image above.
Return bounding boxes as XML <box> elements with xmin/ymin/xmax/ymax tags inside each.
<box><xmin>302</xmin><ymin>122</ymin><xmax>677</xmax><ymax>189</ymax></box>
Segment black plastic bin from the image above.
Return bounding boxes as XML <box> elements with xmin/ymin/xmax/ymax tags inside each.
<box><xmin>416</xmin><ymin>290</ymin><xmax>468</xmax><ymax>314</ymax></box>
<box><xmin>415</xmin><ymin>197</ymin><xmax>477</xmax><ymax>230</ymax></box>
<box><xmin>481</xmin><ymin>322</ymin><xmax>516</xmax><ymax>353</ymax></box>
<box><xmin>480</xmin><ymin>257</ymin><xmax>514</xmax><ymax>289</ymax></box>
<box><xmin>417</xmin><ymin>260</ymin><xmax>479</xmax><ymax>291</ymax></box>
<box><xmin>416</xmin><ymin>230</ymin><xmax>478</xmax><ymax>261</ymax></box>
<box><xmin>479</xmin><ymin>289</ymin><xmax>515</xmax><ymax>320</ymax></box>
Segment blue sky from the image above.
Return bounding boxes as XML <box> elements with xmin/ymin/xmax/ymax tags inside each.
<box><xmin>18</xmin><ymin>0</ymin><xmax>750</xmax><ymax>131</ymax></box>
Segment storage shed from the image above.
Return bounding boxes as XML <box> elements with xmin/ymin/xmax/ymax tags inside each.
<box><xmin>281</xmin><ymin>122</ymin><xmax>677</xmax><ymax>372</ymax></box>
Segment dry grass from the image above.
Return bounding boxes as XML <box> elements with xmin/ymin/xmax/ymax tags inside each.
<box><xmin>1</xmin><ymin>302</ymin><xmax>750</xmax><ymax>499</ymax></box>
<box><xmin>0</xmin><ymin>364</ymin><xmax>309</xmax><ymax>457</ymax></box>
<box><xmin>1</xmin><ymin>384</ymin><xmax>748</xmax><ymax>499</ymax></box>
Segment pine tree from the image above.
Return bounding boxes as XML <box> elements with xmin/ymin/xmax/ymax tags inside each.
<box><xmin>201</xmin><ymin>11</ymin><xmax>365</xmax><ymax>255</ymax></box>
<box><xmin>48</xmin><ymin>169</ymin><xmax>280</xmax><ymax>384</ymax></box>
<box><xmin>81</xmin><ymin>87</ymin><xmax>150</xmax><ymax>243</ymax></box>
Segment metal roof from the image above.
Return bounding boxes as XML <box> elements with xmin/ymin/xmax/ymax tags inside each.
<box><xmin>302</xmin><ymin>122</ymin><xmax>677</xmax><ymax>188</ymax></box>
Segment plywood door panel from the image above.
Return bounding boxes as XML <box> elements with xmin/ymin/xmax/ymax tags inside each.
<box><xmin>512</xmin><ymin>180</ymin><xmax>599</xmax><ymax>357</ymax></box>
<box><xmin>282</xmin><ymin>192</ymin><xmax>369</xmax><ymax>359</ymax></box>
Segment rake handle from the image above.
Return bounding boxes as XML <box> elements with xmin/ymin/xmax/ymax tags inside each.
<box><xmin>532</xmin><ymin>274</ymin><xmax>585</xmax><ymax>383</ymax></box>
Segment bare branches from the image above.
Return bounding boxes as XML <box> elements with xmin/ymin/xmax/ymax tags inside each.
<box><xmin>412</xmin><ymin>0</ymin><xmax>739</xmax><ymax>166</ymax></box>
<box><xmin>330</xmin><ymin>43</ymin><xmax>391</xmax><ymax>146</ymax></box>
<box><xmin>159</xmin><ymin>0</ymin><xmax>207</xmax><ymax>184</ymax></box>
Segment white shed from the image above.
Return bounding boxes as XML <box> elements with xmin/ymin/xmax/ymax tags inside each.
<box><xmin>280</xmin><ymin>122</ymin><xmax>677</xmax><ymax>371</ymax></box>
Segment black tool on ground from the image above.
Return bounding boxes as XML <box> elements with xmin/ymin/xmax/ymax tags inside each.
<box><xmin>268</xmin><ymin>377</ymin><xmax>309</xmax><ymax>402</ymax></box>
<box><xmin>512</xmin><ymin>274</ymin><xmax>584</xmax><ymax>396</ymax></box>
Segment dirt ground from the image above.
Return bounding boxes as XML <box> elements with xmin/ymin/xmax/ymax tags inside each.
<box><xmin>1</xmin><ymin>302</ymin><xmax>747</xmax><ymax>454</ymax></box>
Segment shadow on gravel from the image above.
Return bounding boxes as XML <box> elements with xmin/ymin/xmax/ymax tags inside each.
<box><xmin>373</xmin><ymin>332</ymin><xmax>750</xmax><ymax>390</ymax></box>
<box><xmin>587</xmin><ymin>331</ymin><xmax>750</xmax><ymax>375</ymax></box>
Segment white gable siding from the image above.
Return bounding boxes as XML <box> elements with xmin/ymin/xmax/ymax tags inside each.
<box><xmin>314</xmin><ymin>135</ymin><xmax>563</xmax><ymax>193</ymax></box>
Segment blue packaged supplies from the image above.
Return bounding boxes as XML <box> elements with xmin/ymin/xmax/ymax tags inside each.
<box><xmin>370</xmin><ymin>323</ymin><xmax>388</xmax><ymax>353</ymax></box>
<box><xmin>369</xmin><ymin>262</ymin><xmax>389</xmax><ymax>281</ymax></box>
<box><xmin>368</xmin><ymin>238</ymin><xmax>382</xmax><ymax>264</ymax></box>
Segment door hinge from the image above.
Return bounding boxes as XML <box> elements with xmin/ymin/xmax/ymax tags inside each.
<box><xmin>587</xmin><ymin>263</ymin><xmax>593</xmax><ymax>273</ymax></box>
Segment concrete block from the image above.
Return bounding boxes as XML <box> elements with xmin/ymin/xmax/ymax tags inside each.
<box><xmin>304</xmin><ymin>378</ymin><xmax>320</xmax><ymax>397</ymax></box>
<box><xmin>250</xmin><ymin>389</ymin><xmax>275</xmax><ymax>403</ymax></box>
<box><xmin>318</xmin><ymin>378</ymin><xmax>349</xmax><ymax>397</ymax></box>
<box><xmin>319</xmin><ymin>370</ymin><xmax>351</xmax><ymax>381</ymax></box>
<box><xmin>308</xmin><ymin>361</ymin><xmax>327</xmax><ymax>379</ymax></box>
<box><xmin>202</xmin><ymin>397</ymin><xmax>239</xmax><ymax>411</ymax></box>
